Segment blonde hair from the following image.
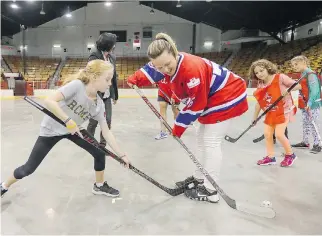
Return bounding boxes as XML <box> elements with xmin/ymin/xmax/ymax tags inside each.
<box><xmin>147</xmin><ymin>33</ymin><xmax>179</xmax><ymax>59</ymax></box>
<box><xmin>62</xmin><ymin>59</ymin><xmax>113</xmax><ymax>85</ymax></box>
<box><xmin>249</xmin><ymin>59</ymin><xmax>278</xmax><ymax>79</ymax></box>
<box><xmin>291</xmin><ymin>55</ymin><xmax>310</xmax><ymax>66</ymax></box>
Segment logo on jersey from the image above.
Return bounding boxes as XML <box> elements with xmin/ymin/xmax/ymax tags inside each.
<box><xmin>187</xmin><ymin>78</ymin><xmax>200</xmax><ymax>89</ymax></box>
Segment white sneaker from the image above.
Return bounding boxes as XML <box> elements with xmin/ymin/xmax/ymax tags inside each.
<box><xmin>155</xmin><ymin>131</ymin><xmax>168</xmax><ymax>140</ymax></box>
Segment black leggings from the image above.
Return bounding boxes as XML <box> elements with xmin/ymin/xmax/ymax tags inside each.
<box><xmin>14</xmin><ymin>134</ymin><xmax>106</xmax><ymax>179</ymax></box>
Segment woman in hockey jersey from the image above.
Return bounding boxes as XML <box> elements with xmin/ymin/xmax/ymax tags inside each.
<box><xmin>250</xmin><ymin>59</ymin><xmax>301</xmax><ymax>167</ymax></box>
<box><xmin>155</xmin><ymin>79</ymin><xmax>180</xmax><ymax>140</ymax></box>
<box><xmin>127</xmin><ymin>33</ymin><xmax>248</xmax><ymax>203</ymax></box>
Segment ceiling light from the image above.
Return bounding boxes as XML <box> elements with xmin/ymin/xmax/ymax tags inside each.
<box><xmin>10</xmin><ymin>3</ymin><xmax>19</xmax><ymax>9</ymax></box>
<box><xmin>65</xmin><ymin>6</ymin><xmax>72</xmax><ymax>18</ymax></box>
<box><xmin>105</xmin><ymin>2</ymin><xmax>112</xmax><ymax>7</ymax></box>
<box><xmin>53</xmin><ymin>44</ymin><xmax>61</xmax><ymax>48</ymax></box>
<box><xmin>176</xmin><ymin>0</ymin><xmax>182</xmax><ymax>7</ymax></box>
<box><xmin>40</xmin><ymin>3</ymin><xmax>45</xmax><ymax>15</ymax></box>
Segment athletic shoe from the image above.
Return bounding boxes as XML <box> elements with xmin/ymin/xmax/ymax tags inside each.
<box><xmin>175</xmin><ymin>176</ymin><xmax>204</xmax><ymax>189</ymax></box>
<box><xmin>92</xmin><ymin>181</ymin><xmax>119</xmax><ymax>197</ymax></box>
<box><xmin>280</xmin><ymin>153</ymin><xmax>297</xmax><ymax>167</ymax></box>
<box><xmin>184</xmin><ymin>184</ymin><xmax>219</xmax><ymax>203</ymax></box>
<box><xmin>291</xmin><ymin>142</ymin><xmax>310</xmax><ymax>149</ymax></box>
<box><xmin>1</xmin><ymin>182</ymin><xmax>8</xmax><ymax>197</ymax></box>
<box><xmin>155</xmin><ymin>131</ymin><xmax>168</xmax><ymax>140</ymax></box>
<box><xmin>310</xmin><ymin>145</ymin><xmax>322</xmax><ymax>154</ymax></box>
<box><xmin>257</xmin><ymin>156</ymin><xmax>276</xmax><ymax>166</ymax></box>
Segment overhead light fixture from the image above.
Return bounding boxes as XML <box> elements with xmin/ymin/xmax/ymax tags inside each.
<box><xmin>40</xmin><ymin>2</ymin><xmax>45</xmax><ymax>15</ymax></box>
<box><xmin>10</xmin><ymin>3</ymin><xmax>19</xmax><ymax>9</ymax></box>
<box><xmin>87</xmin><ymin>43</ymin><xmax>95</xmax><ymax>48</ymax></box>
<box><xmin>176</xmin><ymin>0</ymin><xmax>182</xmax><ymax>7</ymax></box>
<box><xmin>105</xmin><ymin>2</ymin><xmax>112</xmax><ymax>7</ymax></box>
<box><xmin>150</xmin><ymin>2</ymin><xmax>155</xmax><ymax>14</ymax></box>
<box><xmin>65</xmin><ymin>6</ymin><xmax>72</xmax><ymax>18</ymax></box>
<box><xmin>53</xmin><ymin>44</ymin><xmax>61</xmax><ymax>48</ymax></box>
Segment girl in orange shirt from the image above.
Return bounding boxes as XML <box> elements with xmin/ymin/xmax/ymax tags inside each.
<box><xmin>250</xmin><ymin>59</ymin><xmax>301</xmax><ymax>167</ymax></box>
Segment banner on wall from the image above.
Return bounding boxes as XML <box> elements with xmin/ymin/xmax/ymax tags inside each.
<box><xmin>133</xmin><ymin>32</ymin><xmax>141</xmax><ymax>50</ymax></box>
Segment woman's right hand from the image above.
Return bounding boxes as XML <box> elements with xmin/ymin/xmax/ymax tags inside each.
<box><xmin>66</xmin><ymin>119</ymin><xmax>83</xmax><ymax>138</ymax></box>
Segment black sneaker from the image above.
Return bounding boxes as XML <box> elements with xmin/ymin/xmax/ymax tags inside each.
<box><xmin>184</xmin><ymin>184</ymin><xmax>219</xmax><ymax>203</ymax></box>
<box><xmin>1</xmin><ymin>182</ymin><xmax>8</xmax><ymax>197</ymax></box>
<box><xmin>291</xmin><ymin>142</ymin><xmax>310</xmax><ymax>149</ymax></box>
<box><xmin>92</xmin><ymin>181</ymin><xmax>119</xmax><ymax>197</ymax></box>
<box><xmin>310</xmin><ymin>145</ymin><xmax>322</xmax><ymax>154</ymax></box>
<box><xmin>175</xmin><ymin>176</ymin><xmax>204</xmax><ymax>189</ymax></box>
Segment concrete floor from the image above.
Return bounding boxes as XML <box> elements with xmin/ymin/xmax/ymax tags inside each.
<box><xmin>1</xmin><ymin>97</ymin><xmax>322</xmax><ymax>235</ymax></box>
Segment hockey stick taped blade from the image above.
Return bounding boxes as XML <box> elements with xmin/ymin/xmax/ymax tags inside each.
<box><xmin>236</xmin><ymin>202</ymin><xmax>276</xmax><ymax>219</ymax></box>
<box><xmin>253</xmin><ymin>134</ymin><xmax>265</xmax><ymax>143</ymax></box>
<box><xmin>224</xmin><ymin>135</ymin><xmax>237</xmax><ymax>143</ymax></box>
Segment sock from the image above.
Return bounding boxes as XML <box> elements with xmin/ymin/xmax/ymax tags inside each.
<box><xmin>2</xmin><ymin>182</ymin><xmax>8</xmax><ymax>190</ymax></box>
<box><xmin>96</xmin><ymin>182</ymin><xmax>104</xmax><ymax>187</ymax></box>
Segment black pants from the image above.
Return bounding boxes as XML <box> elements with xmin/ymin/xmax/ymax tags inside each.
<box><xmin>13</xmin><ymin>134</ymin><xmax>106</xmax><ymax>179</ymax></box>
<box><xmin>273</xmin><ymin>127</ymin><xmax>289</xmax><ymax>141</ymax></box>
<box><xmin>87</xmin><ymin>98</ymin><xmax>112</xmax><ymax>146</ymax></box>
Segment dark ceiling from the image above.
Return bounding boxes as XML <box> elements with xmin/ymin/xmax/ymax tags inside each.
<box><xmin>2</xmin><ymin>1</ymin><xmax>322</xmax><ymax>37</ymax></box>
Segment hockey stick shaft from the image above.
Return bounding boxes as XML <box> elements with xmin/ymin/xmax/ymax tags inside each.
<box><xmin>225</xmin><ymin>74</ymin><xmax>306</xmax><ymax>143</ymax></box>
<box><xmin>23</xmin><ymin>96</ymin><xmax>183</xmax><ymax>196</ymax></box>
<box><xmin>132</xmin><ymin>86</ymin><xmax>237</xmax><ymax>208</ymax></box>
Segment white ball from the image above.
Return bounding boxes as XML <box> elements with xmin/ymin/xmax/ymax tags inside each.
<box><xmin>261</xmin><ymin>200</ymin><xmax>272</xmax><ymax>207</ymax></box>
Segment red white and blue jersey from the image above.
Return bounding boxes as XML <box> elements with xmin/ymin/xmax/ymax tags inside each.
<box><xmin>127</xmin><ymin>52</ymin><xmax>248</xmax><ymax>137</ymax></box>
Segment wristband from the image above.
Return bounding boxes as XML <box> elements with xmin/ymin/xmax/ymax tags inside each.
<box><xmin>64</xmin><ymin>117</ymin><xmax>71</xmax><ymax>124</ymax></box>
<box><xmin>66</xmin><ymin>122</ymin><xmax>77</xmax><ymax>129</ymax></box>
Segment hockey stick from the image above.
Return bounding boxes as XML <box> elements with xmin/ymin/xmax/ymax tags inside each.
<box><xmin>225</xmin><ymin>74</ymin><xmax>306</xmax><ymax>143</ymax></box>
<box><xmin>253</xmin><ymin>134</ymin><xmax>265</xmax><ymax>143</ymax></box>
<box><xmin>132</xmin><ymin>85</ymin><xmax>276</xmax><ymax>219</ymax></box>
<box><xmin>23</xmin><ymin>96</ymin><xmax>184</xmax><ymax>197</ymax></box>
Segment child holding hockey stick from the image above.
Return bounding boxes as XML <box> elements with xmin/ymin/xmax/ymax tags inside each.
<box><xmin>127</xmin><ymin>32</ymin><xmax>248</xmax><ymax>203</ymax></box>
<box><xmin>290</xmin><ymin>56</ymin><xmax>322</xmax><ymax>153</ymax></box>
<box><xmin>250</xmin><ymin>59</ymin><xmax>301</xmax><ymax>167</ymax></box>
<box><xmin>1</xmin><ymin>60</ymin><xmax>130</xmax><ymax>197</ymax></box>
<box><xmin>155</xmin><ymin>79</ymin><xmax>180</xmax><ymax>140</ymax></box>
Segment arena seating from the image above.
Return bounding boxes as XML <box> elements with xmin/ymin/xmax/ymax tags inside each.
<box><xmin>2</xmin><ymin>55</ymin><xmax>60</xmax><ymax>81</ymax></box>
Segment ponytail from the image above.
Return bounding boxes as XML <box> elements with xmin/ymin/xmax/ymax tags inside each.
<box><xmin>147</xmin><ymin>33</ymin><xmax>178</xmax><ymax>59</ymax></box>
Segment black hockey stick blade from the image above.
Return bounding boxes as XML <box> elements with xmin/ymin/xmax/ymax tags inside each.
<box><xmin>23</xmin><ymin>96</ymin><xmax>184</xmax><ymax>197</ymax></box>
<box><xmin>224</xmin><ymin>124</ymin><xmax>253</xmax><ymax>143</ymax></box>
<box><xmin>253</xmin><ymin>134</ymin><xmax>265</xmax><ymax>143</ymax></box>
<box><xmin>132</xmin><ymin>86</ymin><xmax>276</xmax><ymax>218</ymax></box>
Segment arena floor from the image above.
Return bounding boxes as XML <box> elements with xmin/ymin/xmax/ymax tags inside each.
<box><xmin>1</xmin><ymin>97</ymin><xmax>322</xmax><ymax>235</ymax></box>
